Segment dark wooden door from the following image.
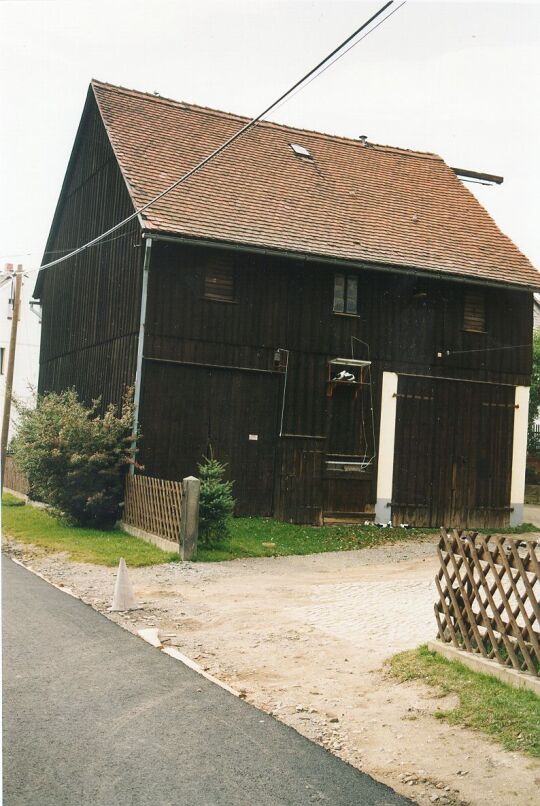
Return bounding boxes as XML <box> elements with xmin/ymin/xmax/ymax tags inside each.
<box><xmin>207</xmin><ymin>369</ymin><xmax>280</xmax><ymax>517</ymax></box>
<box><xmin>323</xmin><ymin>385</ymin><xmax>374</xmax><ymax>517</ymax></box>
<box><xmin>391</xmin><ymin>376</ymin><xmax>436</xmax><ymax>525</ymax></box>
<box><xmin>392</xmin><ymin>376</ymin><xmax>514</xmax><ymax>528</ymax></box>
<box><xmin>139</xmin><ymin>362</ymin><xmax>280</xmax><ymax>517</ymax></box>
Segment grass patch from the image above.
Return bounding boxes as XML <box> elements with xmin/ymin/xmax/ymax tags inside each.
<box><xmin>388</xmin><ymin>645</ymin><xmax>540</xmax><ymax>757</ymax></box>
<box><xmin>196</xmin><ymin>518</ymin><xmax>440</xmax><ymax>561</ymax></box>
<box><xmin>475</xmin><ymin>523</ymin><xmax>538</xmax><ymax>535</ymax></box>
<box><xmin>196</xmin><ymin>517</ymin><xmax>538</xmax><ymax>562</ymax></box>
<box><xmin>2</xmin><ymin>494</ymin><xmax>178</xmax><ymax>567</ymax></box>
<box><xmin>3</xmin><ymin>493</ymin><xmax>536</xmax><ymax>566</ymax></box>
<box><xmin>3</xmin><ymin>493</ymin><xmax>25</xmax><ymax>507</ymax></box>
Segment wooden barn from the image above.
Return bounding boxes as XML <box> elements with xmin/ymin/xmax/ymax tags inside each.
<box><xmin>34</xmin><ymin>80</ymin><xmax>540</xmax><ymax>528</ymax></box>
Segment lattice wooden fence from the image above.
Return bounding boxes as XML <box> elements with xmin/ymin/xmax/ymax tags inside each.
<box><xmin>3</xmin><ymin>454</ymin><xmax>28</xmax><ymax>496</ymax></box>
<box><xmin>435</xmin><ymin>529</ymin><xmax>540</xmax><ymax>676</ymax></box>
<box><xmin>123</xmin><ymin>474</ymin><xmax>183</xmax><ymax>544</ymax></box>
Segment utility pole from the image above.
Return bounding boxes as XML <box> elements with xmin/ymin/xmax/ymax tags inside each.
<box><xmin>1</xmin><ymin>264</ymin><xmax>23</xmax><ymax>493</ymax></box>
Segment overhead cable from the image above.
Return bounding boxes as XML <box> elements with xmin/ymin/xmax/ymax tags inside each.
<box><xmin>271</xmin><ymin>0</ymin><xmax>407</xmax><ymax>117</ymax></box>
<box><xmin>28</xmin><ymin>1</ymin><xmax>398</xmax><ymax>280</ymax></box>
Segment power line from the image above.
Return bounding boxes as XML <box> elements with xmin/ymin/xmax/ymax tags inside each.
<box><xmin>25</xmin><ymin>1</ymin><xmax>397</xmax><ymax>282</ymax></box>
<box><xmin>271</xmin><ymin>1</ymin><xmax>406</xmax><ymax>117</ymax></box>
<box><xmin>1</xmin><ymin>231</ymin><xmax>141</xmax><ymax>282</ymax></box>
<box><xmin>1</xmin><ymin>231</ymin><xmax>136</xmax><ymax>267</ymax></box>
<box><xmin>41</xmin><ymin>229</ymin><xmax>138</xmax><ymax>257</ymax></box>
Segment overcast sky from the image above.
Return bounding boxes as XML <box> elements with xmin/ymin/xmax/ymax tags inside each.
<box><xmin>1</xmin><ymin>0</ymin><xmax>539</xmax><ymax>297</ymax></box>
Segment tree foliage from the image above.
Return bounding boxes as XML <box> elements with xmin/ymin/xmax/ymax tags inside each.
<box><xmin>197</xmin><ymin>457</ymin><xmax>235</xmax><ymax>548</ymax></box>
<box><xmin>11</xmin><ymin>388</ymin><xmax>136</xmax><ymax>529</ymax></box>
<box><xmin>528</xmin><ymin>330</ymin><xmax>540</xmax><ymax>454</ymax></box>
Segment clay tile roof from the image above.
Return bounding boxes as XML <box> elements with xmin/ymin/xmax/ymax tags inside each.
<box><xmin>91</xmin><ymin>79</ymin><xmax>540</xmax><ymax>289</ymax></box>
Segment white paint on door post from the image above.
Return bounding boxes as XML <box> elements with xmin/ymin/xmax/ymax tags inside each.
<box><xmin>375</xmin><ymin>371</ymin><xmax>398</xmax><ymax>523</ymax></box>
<box><xmin>510</xmin><ymin>385</ymin><xmax>530</xmax><ymax>526</ymax></box>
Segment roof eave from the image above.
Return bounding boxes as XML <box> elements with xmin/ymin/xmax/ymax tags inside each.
<box><xmin>141</xmin><ymin>229</ymin><xmax>540</xmax><ymax>293</ymax></box>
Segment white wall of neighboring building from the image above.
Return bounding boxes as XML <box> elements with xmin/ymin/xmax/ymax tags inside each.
<box><xmin>0</xmin><ymin>270</ymin><xmax>41</xmax><ymax>443</ymax></box>
<box><xmin>534</xmin><ymin>293</ymin><xmax>540</xmax><ymax>332</ymax></box>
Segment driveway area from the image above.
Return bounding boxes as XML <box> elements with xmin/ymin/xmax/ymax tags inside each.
<box><xmin>3</xmin><ymin>557</ymin><xmax>411</xmax><ymax>806</ymax></box>
<box><xmin>4</xmin><ymin>536</ymin><xmax>539</xmax><ymax>806</ymax></box>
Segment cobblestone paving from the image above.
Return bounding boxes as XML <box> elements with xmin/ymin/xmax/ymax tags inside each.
<box><xmin>295</xmin><ymin>577</ymin><xmax>435</xmax><ymax>664</ymax></box>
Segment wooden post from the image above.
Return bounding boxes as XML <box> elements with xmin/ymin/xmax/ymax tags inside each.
<box><xmin>180</xmin><ymin>475</ymin><xmax>200</xmax><ymax>560</ymax></box>
<box><xmin>1</xmin><ymin>264</ymin><xmax>23</xmax><ymax>493</ymax></box>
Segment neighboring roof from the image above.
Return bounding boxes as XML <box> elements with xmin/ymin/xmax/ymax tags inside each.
<box><xmin>91</xmin><ymin>79</ymin><xmax>539</xmax><ymax>289</ymax></box>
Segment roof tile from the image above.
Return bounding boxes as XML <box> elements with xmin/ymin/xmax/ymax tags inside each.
<box><xmin>92</xmin><ymin>80</ymin><xmax>540</xmax><ymax>289</ymax></box>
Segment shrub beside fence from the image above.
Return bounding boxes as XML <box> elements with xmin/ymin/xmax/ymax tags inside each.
<box><xmin>435</xmin><ymin>528</ymin><xmax>540</xmax><ymax>677</ymax></box>
<box><xmin>3</xmin><ymin>454</ymin><xmax>28</xmax><ymax>496</ymax></box>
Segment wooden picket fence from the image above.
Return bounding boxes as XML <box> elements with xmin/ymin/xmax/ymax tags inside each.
<box><xmin>435</xmin><ymin>529</ymin><xmax>540</xmax><ymax>676</ymax></box>
<box><xmin>123</xmin><ymin>474</ymin><xmax>183</xmax><ymax>544</ymax></box>
<box><xmin>2</xmin><ymin>454</ymin><xmax>28</xmax><ymax>496</ymax></box>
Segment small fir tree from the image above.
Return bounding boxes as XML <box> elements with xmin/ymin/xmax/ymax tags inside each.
<box><xmin>197</xmin><ymin>457</ymin><xmax>235</xmax><ymax>548</ymax></box>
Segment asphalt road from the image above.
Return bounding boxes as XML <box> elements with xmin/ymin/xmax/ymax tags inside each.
<box><xmin>3</xmin><ymin>557</ymin><xmax>413</xmax><ymax>806</ymax></box>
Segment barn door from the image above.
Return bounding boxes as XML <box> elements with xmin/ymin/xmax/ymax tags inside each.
<box><xmin>139</xmin><ymin>362</ymin><xmax>280</xmax><ymax>517</ymax></box>
<box><xmin>392</xmin><ymin>376</ymin><xmax>515</xmax><ymax>528</ymax></box>
<box><xmin>208</xmin><ymin>369</ymin><xmax>280</xmax><ymax>517</ymax></box>
<box><xmin>391</xmin><ymin>376</ymin><xmax>436</xmax><ymax>526</ymax></box>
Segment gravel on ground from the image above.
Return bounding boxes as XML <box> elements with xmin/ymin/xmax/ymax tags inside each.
<box><xmin>3</xmin><ymin>534</ymin><xmax>539</xmax><ymax>806</ymax></box>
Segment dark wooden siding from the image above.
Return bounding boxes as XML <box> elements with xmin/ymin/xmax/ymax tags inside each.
<box><xmin>392</xmin><ymin>376</ymin><xmax>515</xmax><ymax>527</ymax></box>
<box><xmin>139</xmin><ymin>360</ymin><xmax>280</xmax><ymax>516</ymax></box>
<box><xmin>36</xmin><ymin>91</ymin><xmax>142</xmax><ymax>409</ymax></box>
<box><xmin>145</xmin><ymin>243</ymin><xmax>532</xmax><ymax>385</ymax></box>
<box><xmin>138</xmin><ymin>241</ymin><xmax>532</xmax><ymax>523</ymax></box>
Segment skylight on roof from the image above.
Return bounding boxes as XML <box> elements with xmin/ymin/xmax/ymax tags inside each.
<box><xmin>290</xmin><ymin>143</ymin><xmax>312</xmax><ymax>158</ymax></box>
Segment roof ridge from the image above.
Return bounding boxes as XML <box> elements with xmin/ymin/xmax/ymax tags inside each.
<box><xmin>90</xmin><ymin>78</ymin><xmax>442</xmax><ymax>162</ymax></box>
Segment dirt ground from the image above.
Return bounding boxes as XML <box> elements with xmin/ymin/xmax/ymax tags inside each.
<box><xmin>4</xmin><ymin>535</ymin><xmax>539</xmax><ymax>806</ymax></box>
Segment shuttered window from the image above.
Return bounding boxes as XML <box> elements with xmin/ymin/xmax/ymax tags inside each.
<box><xmin>463</xmin><ymin>290</ymin><xmax>486</xmax><ymax>333</ymax></box>
<box><xmin>204</xmin><ymin>260</ymin><xmax>235</xmax><ymax>302</ymax></box>
<box><xmin>333</xmin><ymin>273</ymin><xmax>358</xmax><ymax>314</ymax></box>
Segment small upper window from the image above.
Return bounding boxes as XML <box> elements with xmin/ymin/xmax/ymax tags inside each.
<box><xmin>0</xmin><ymin>347</ymin><xmax>4</xmax><ymax>375</ymax></box>
<box><xmin>204</xmin><ymin>258</ymin><xmax>235</xmax><ymax>302</ymax></box>
<box><xmin>333</xmin><ymin>274</ymin><xmax>358</xmax><ymax>315</ymax></box>
<box><xmin>290</xmin><ymin>143</ymin><xmax>312</xmax><ymax>158</ymax></box>
<box><xmin>463</xmin><ymin>290</ymin><xmax>485</xmax><ymax>333</ymax></box>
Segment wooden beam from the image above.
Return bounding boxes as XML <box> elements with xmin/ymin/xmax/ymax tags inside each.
<box><xmin>451</xmin><ymin>167</ymin><xmax>504</xmax><ymax>185</ymax></box>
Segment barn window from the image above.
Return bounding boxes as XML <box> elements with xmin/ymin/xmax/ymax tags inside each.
<box><xmin>333</xmin><ymin>274</ymin><xmax>358</xmax><ymax>315</ymax></box>
<box><xmin>204</xmin><ymin>260</ymin><xmax>235</xmax><ymax>302</ymax></box>
<box><xmin>463</xmin><ymin>290</ymin><xmax>486</xmax><ymax>332</ymax></box>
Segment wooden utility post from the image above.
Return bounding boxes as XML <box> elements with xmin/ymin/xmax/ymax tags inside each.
<box><xmin>1</xmin><ymin>264</ymin><xmax>23</xmax><ymax>492</ymax></box>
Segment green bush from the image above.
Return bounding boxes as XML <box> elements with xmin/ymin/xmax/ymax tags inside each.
<box><xmin>11</xmin><ymin>388</ymin><xmax>136</xmax><ymax>529</ymax></box>
<box><xmin>197</xmin><ymin>457</ymin><xmax>235</xmax><ymax>548</ymax></box>
<box><xmin>528</xmin><ymin>330</ymin><xmax>540</xmax><ymax>454</ymax></box>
